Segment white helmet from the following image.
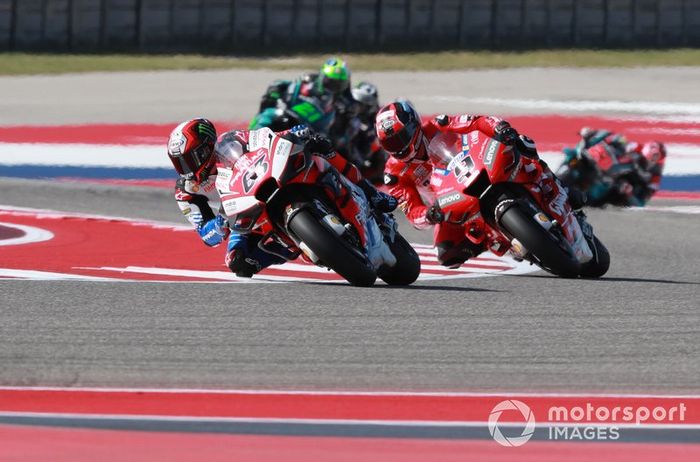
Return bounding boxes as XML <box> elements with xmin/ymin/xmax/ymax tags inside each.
<box><xmin>351</xmin><ymin>81</ymin><xmax>379</xmax><ymax>112</ymax></box>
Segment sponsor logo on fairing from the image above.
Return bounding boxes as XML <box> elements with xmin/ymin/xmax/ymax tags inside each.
<box><xmin>437</xmin><ymin>192</ymin><xmax>464</xmax><ymax>208</ymax></box>
<box><xmin>483</xmin><ymin>139</ymin><xmax>500</xmax><ymax>168</ymax></box>
<box><xmin>470</xmin><ymin>130</ymin><xmax>480</xmax><ymax>145</ymax></box>
<box><xmin>215</xmin><ymin>168</ymin><xmax>233</xmax><ymax>193</ymax></box>
<box><xmin>460</xmin><ymin>134</ymin><xmax>471</xmax><ymax>153</ymax></box>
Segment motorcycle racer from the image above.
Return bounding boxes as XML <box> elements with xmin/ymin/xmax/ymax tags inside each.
<box><xmin>376</xmin><ymin>100</ymin><xmax>575</xmax><ymax>268</ymax></box>
<box><xmin>167</xmin><ymin>118</ymin><xmax>396</xmax><ymax>277</ymax></box>
<box><xmin>255</xmin><ymin>57</ymin><xmax>351</xmax><ymax>133</ymax></box>
<box><xmin>635</xmin><ymin>140</ymin><xmax>666</xmax><ymax>200</ymax></box>
<box><xmin>331</xmin><ymin>81</ymin><xmax>386</xmax><ymax>181</ymax></box>
<box><xmin>576</xmin><ymin>127</ymin><xmax>666</xmax><ymax>205</ymax></box>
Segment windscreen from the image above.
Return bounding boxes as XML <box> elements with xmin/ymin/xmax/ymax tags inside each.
<box><xmin>214</xmin><ymin>132</ymin><xmax>245</xmax><ymax>167</ymax></box>
<box><xmin>427</xmin><ymin>132</ymin><xmax>463</xmax><ymax>169</ymax></box>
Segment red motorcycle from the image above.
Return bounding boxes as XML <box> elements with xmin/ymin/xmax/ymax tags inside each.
<box><xmin>427</xmin><ymin>131</ymin><xmax>609</xmax><ymax>278</ymax></box>
<box><xmin>214</xmin><ymin>128</ymin><xmax>420</xmax><ymax>286</ymax></box>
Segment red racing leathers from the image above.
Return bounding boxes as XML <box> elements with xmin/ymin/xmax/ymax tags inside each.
<box><xmin>384</xmin><ymin>114</ymin><xmax>559</xmax><ymax>267</ymax></box>
<box><xmin>625</xmin><ymin>141</ymin><xmax>666</xmax><ymax>202</ymax></box>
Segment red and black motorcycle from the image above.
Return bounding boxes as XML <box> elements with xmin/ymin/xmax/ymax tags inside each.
<box><xmin>215</xmin><ymin>128</ymin><xmax>420</xmax><ymax>286</ymax></box>
<box><xmin>427</xmin><ymin>131</ymin><xmax>609</xmax><ymax>278</ymax></box>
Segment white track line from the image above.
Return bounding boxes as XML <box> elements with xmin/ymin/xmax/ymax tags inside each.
<box><xmin>0</xmin><ymin>143</ymin><xmax>166</xmax><ymax>168</ymax></box>
<box><xmin>0</xmin><ymin>204</ymin><xmax>191</xmax><ymax>231</ymax></box>
<box><xmin>0</xmin><ymin>411</ymin><xmax>698</xmax><ymax>429</ymax></box>
<box><xmin>0</xmin><ymin>268</ymin><xmax>116</xmax><ymax>281</ymax></box>
<box><xmin>0</xmin><ymin>385</ymin><xmax>697</xmax><ymax>399</ymax></box>
<box><xmin>417</xmin><ymin>96</ymin><xmax>700</xmax><ymax>117</ymax></box>
<box><xmin>627</xmin><ymin>206</ymin><xmax>700</xmax><ymax>215</ymax></box>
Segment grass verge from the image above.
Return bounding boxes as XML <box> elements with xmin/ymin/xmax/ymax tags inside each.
<box><xmin>1</xmin><ymin>49</ymin><xmax>699</xmax><ymax>75</ymax></box>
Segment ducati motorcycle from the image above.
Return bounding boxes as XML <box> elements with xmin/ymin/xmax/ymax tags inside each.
<box><xmin>428</xmin><ymin>131</ymin><xmax>610</xmax><ymax>278</ymax></box>
<box><xmin>215</xmin><ymin>128</ymin><xmax>421</xmax><ymax>286</ymax></box>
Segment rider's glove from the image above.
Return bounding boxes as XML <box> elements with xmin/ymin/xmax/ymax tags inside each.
<box><xmin>306</xmin><ymin>133</ymin><xmax>334</xmax><ymax>155</ymax></box>
<box><xmin>198</xmin><ymin>215</ymin><xmax>229</xmax><ymax>247</ymax></box>
<box><xmin>358</xmin><ymin>178</ymin><xmax>398</xmax><ymax>213</ymax></box>
<box><xmin>289</xmin><ymin>124</ymin><xmax>312</xmax><ymax>141</ymax></box>
<box><xmin>495</xmin><ymin>122</ymin><xmax>519</xmax><ymax>146</ymax></box>
<box><xmin>435</xmin><ymin>114</ymin><xmax>450</xmax><ymax>127</ymax></box>
<box><xmin>425</xmin><ymin>204</ymin><xmax>445</xmax><ymax>225</ymax></box>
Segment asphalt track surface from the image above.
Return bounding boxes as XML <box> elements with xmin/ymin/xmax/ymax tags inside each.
<box><xmin>0</xmin><ymin>179</ymin><xmax>698</xmax><ymax>393</ymax></box>
<box><xmin>2</xmin><ymin>67</ymin><xmax>700</xmax><ymax>125</ymax></box>
<box><xmin>0</xmin><ymin>68</ymin><xmax>698</xmax><ymax>393</ymax></box>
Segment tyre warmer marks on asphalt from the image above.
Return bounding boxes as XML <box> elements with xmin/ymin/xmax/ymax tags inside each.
<box><xmin>0</xmin><ymin>388</ymin><xmax>698</xmax><ymax>461</ymax></box>
<box><xmin>0</xmin><ymin>205</ymin><xmax>538</xmax><ymax>282</ymax></box>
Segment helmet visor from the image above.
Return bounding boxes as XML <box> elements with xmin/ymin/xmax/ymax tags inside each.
<box><xmin>323</xmin><ymin>76</ymin><xmax>349</xmax><ymax>94</ymax></box>
<box><xmin>382</xmin><ymin>119</ymin><xmax>418</xmax><ymax>154</ymax></box>
<box><xmin>170</xmin><ymin>144</ymin><xmax>211</xmax><ymax>179</ymax></box>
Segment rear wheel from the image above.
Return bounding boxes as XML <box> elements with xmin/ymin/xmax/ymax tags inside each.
<box><xmin>499</xmin><ymin>205</ymin><xmax>580</xmax><ymax>278</ymax></box>
<box><xmin>288</xmin><ymin>209</ymin><xmax>377</xmax><ymax>287</ymax></box>
<box><xmin>377</xmin><ymin>233</ymin><xmax>421</xmax><ymax>286</ymax></box>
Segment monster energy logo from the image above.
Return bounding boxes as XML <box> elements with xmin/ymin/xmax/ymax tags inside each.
<box><xmin>198</xmin><ymin>123</ymin><xmax>216</xmax><ymax>139</ymax></box>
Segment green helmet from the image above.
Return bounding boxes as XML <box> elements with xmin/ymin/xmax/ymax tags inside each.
<box><xmin>319</xmin><ymin>57</ymin><xmax>350</xmax><ymax>95</ymax></box>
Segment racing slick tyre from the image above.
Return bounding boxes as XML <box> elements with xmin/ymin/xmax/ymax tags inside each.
<box><xmin>499</xmin><ymin>205</ymin><xmax>581</xmax><ymax>278</ymax></box>
<box><xmin>578</xmin><ymin>235</ymin><xmax>610</xmax><ymax>279</ymax></box>
<box><xmin>288</xmin><ymin>209</ymin><xmax>377</xmax><ymax>287</ymax></box>
<box><xmin>377</xmin><ymin>233</ymin><xmax>421</xmax><ymax>286</ymax></box>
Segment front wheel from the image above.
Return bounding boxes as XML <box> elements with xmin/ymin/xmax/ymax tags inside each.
<box><xmin>579</xmin><ymin>235</ymin><xmax>610</xmax><ymax>278</ymax></box>
<box><xmin>287</xmin><ymin>209</ymin><xmax>377</xmax><ymax>287</ymax></box>
<box><xmin>377</xmin><ymin>233</ymin><xmax>421</xmax><ymax>286</ymax></box>
<box><xmin>499</xmin><ymin>205</ymin><xmax>581</xmax><ymax>278</ymax></box>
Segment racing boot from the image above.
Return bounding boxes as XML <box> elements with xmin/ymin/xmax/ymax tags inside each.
<box><xmin>358</xmin><ymin>178</ymin><xmax>398</xmax><ymax>213</ymax></box>
<box><xmin>225</xmin><ymin>234</ymin><xmax>290</xmax><ymax>278</ymax></box>
<box><xmin>364</xmin><ymin>217</ymin><xmax>397</xmax><ymax>269</ymax></box>
<box><xmin>437</xmin><ymin>239</ymin><xmax>484</xmax><ymax>269</ymax></box>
